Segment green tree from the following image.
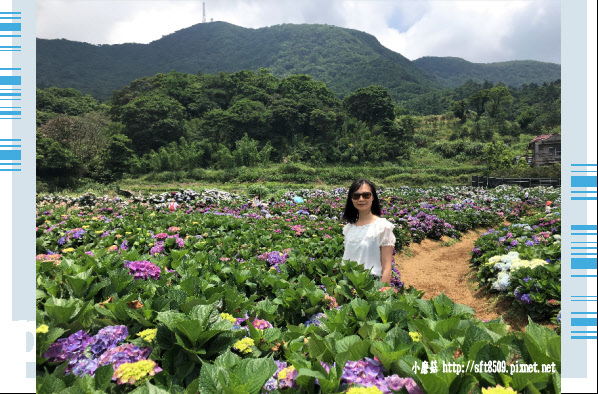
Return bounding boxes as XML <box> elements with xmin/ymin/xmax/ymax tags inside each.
<box><xmin>36</xmin><ymin>132</ymin><xmax>83</xmax><ymax>177</ymax></box>
<box><xmin>483</xmin><ymin>141</ymin><xmax>513</xmax><ymax>171</ymax></box>
<box><xmin>92</xmin><ymin>134</ymin><xmax>135</xmax><ymax>182</ymax></box>
<box><xmin>343</xmin><ymin>86</ymin><xmax>395</xmax><ymax>126</ymax></box>
<box><xmin>451</xmin><ymin>100</ymin><xmax>468</xmax><ymax>122</ymax></box>
<box><xmin>487</xmin><ymin>86</ymin><xmax>513</xmax><ymax>119</ymax></box>
<box><xmin>468</xmin><ymin>90</ymin><xmax>490</xmax><ymax>119</ymax></box>
<box><xmin>118</xmin><ymin>92</ymin><xmax>187</xmax><ymax>153</ymax></box>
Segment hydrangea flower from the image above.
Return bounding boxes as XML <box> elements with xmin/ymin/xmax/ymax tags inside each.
<box><xmin>346</xmin><ymin>387</ymin><xmax>383</xmax><ymax>394</ymax></box>
<box><xmin>305</xmin><ymin>312</ymin><xmax>327</xmax><ymax>327</ymax></box>
<box><xmin>89</xmin><ymin>325</ymin><xmax>129</xmax><ymax>357</ymax></box>
<box><xmin>220</xmin><ymin>313</ymin><xmax>237</xmax><ymax>324</ymax></box>
<box><xmin>97</xmin><ymin>343</ymin><xmax>152</xmax><ymax>369</ymax></box>
<box><xmin>252</xmin><ymin>318</ymin><xmax>273</xmax><ymax>330</ymax></box>
<box><xmin>383</xmin><ymin>375</ymin><xmax>423</xmax><ymax>394</ymax></box>
<box><xmin>36</xmin><ymin>325</ymin><xmax>49</xmax><ymax>334</ymax></box>
<box><xmin>136</xmin><ymin>329</ymin><xmax>158</xmax><ymax>343</ymax></box>
<box><xmin>409</xmin><ymin>332</ymin><xmax>421</xmax><ymax>342</ymax></box>
<box><xmin>43</xmin><ymin>330</ymin><xmax>93</xmax><ymax>364</ymax></box>
<box><xmin>124</xmin><ymin>260</ymin><xmax>161</xmax><ymax>280</ymax></box>
<box><xmin>113</xmin><ymin>360</ymin><xmax>163</xmax><ymax>385</ymax></box>
<box><xmin>492</xmin><ymin>272</ymin><xmax>511</xmax><ymax>291</ymax></box>
<box><xmin>232</xmin><ymin>337</ymin><xmax>254</xmax><ymax>354</ymax></box>
<box><xmin>481</xmin><ymin>385</ymin><xmax>517</xmax><ymax>394</ymax></box>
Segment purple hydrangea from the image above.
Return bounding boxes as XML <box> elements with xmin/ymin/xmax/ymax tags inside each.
<box><xmin>124</xmin><ymin>260</ymin><xmax>161</xmax><ymax>280</ymax></box>
<box><xmin>258</xmin><ymin>251</ymin><xmax>289</xmax><ymax>272</ymax></box>
<box><xmin>43</xmin><ymin>330</ymin><xmax>93</xmax><ymax>364</ymax></box>
<box><xmin>520</xmin><ymin>293</ymin><xmax>532</xmax><ymax>304</ymax></box>
<box><xmin>97</xmin><ymin>343</ymin><xmax>152</xmax><ymax>369</ymax></box>
<box><xmin>89</xmin><ymin>325</ymin><xmax>129</xmax><ymax>357</ymax></box>
<box><xmin>342</xmin><ymin>358</ymin><xmax>385</xmax><ymax>387</ymax></box>
<box><xmin>57</xmin><ymin>237</ymin><xmax>66</xmax><ymax>246</ymax></box>
<box><xmin>305</xmin><ymin>312</ymin><xmax>327</xmax><ymax>327</ymax></box>
<box><xmin>71</xmin><ymin>358</ymin><xmax>99</xmax><ymax>377</ymax></box>
<box><xmin>120</xmin><ymin>240</ymin><xmax>128</xmax><ymax>250</ymax></box>
<box><xmin>149</xmin><ymin>241</ymin><xmax>165</xmax><ymax>256</ymax></box>
<box><xmin>383</xmin><ymin>374</ymin><xmax>423</xmax><ymax>394</ymax></box>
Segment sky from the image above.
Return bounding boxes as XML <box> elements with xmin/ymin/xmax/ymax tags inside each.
<box><xmin>36</xmin><ymin>0</ymin><xmax>562</xmax><ymax>64</ymax></box>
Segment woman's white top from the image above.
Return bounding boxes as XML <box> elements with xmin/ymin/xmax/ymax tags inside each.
<box><xmin>342</xmin><ymin>217</ymin><xmax>396</xmax><ymax>277</ymax></box>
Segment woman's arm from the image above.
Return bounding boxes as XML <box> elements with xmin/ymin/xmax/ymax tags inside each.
<box><xmin>380</xmin><ymin>245</ymin><xmax>393</xmax><ymax>285</ymax></box>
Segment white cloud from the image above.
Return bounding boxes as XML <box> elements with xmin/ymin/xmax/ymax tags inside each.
<box><xmin>35</xmin><ymin>0</ymin><xmax>561</xmax><ymax>63</ymax></box>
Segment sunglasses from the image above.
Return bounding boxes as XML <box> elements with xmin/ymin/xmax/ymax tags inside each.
<box><xmin>351</xmin><ymin>192</ymin><xmax>372</xmax><ymax>200</ymax></box>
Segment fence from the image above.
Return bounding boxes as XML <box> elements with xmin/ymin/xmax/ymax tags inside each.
<box><xmin>471</xmin><ymin>176</ymin><xmax>561</xmax><ymax>188</ymax></box>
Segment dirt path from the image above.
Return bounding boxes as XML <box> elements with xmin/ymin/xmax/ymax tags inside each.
<box><xmin>395</xmin><ymin>229</ymin><xmax>530</xmax><ymax>329</ymax></box>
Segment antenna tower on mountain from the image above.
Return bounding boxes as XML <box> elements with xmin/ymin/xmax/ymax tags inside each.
<box><xmin>202</xmin><ymin>2</ymin><xmax>207</xmax><ymax>23</ymax></box>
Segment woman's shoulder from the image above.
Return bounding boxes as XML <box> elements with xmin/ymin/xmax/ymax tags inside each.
<box><xmin>374</xmin><ymin>217</ymin><xmax>395</xmax><ymax>230</ymax></box>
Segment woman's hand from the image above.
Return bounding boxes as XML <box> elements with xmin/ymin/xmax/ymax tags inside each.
<box><xmin>380</xmin><ymin>245</ymin><xmax>393</xmax><ymax>285</ymax></box>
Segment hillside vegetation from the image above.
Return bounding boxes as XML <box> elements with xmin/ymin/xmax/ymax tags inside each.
<box><xmin>37</xmin><ymin>22</ymin><xmax>559</xmax><ymax>106</ymax></box>
<box><xmin>36</xmin><ymin>68</ymin><xmax>561</xmax><ymax>192</ymax></box>
<box><xmin>414</xmin><ymin>57</ymin><xmax>561</xmax><ymax>89</ymax></box>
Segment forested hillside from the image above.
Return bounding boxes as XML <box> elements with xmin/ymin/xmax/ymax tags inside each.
<box><xmin>37</xmin><ymin>22</ymin><xmax>559</xmax><ymax>106</ymax></box>
<box><xmin>37</xmin><ymin>22</ymin><xmax>436</xmax><ymax>102</ymax></box>
<box><xmin>413</xmin><ymin>57</ymin><xmax>561</xmax><ymax>88</ymax></box>
<box><xmin>36</xmin><ymin>68</ymin><xmax>561</xmax><ymax>189</ymax></box>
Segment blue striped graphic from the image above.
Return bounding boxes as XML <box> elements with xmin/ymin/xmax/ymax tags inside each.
<box><xmin>0</xmin><ymin>76</ymin><xmax>20</xmax><ymax>85</ymax></box>
<box><xmin>571</xmin><ymin>258</ymin><xmax>597</xmax><ymax>269</ymax></box>
<box><xmin>0</xmin><ymin>93</ymin><xmax>21</xmax><ymax>96</ymax></box>
<box><xmin>572</xmin><ymin>176</ymin><xmax>598</xmax><ymax>187</ymax></box>
<box><xmin>0</xmin><ymin>111</ymin><xmax>20</xmax><ymax>115</ymax></box>
<box><xmin>0</xmin><ymin>23</ymin><xmax>20</xmax><ymax>31</ymax></box>
<box><xmin>572</xmin><ymin>336</ymin><xmax>597</xmax><ymax>339</ymax></box>
<box><xmin>572</xmin><ymin>318</ymin><xmax>598</xmax><ymax>326</ymax></box>
<box><xmin>572</xmin><ymin>164</ymin><xmax>598</xmax><ymax>166</ymax></box>
<box><xmin>0</xmin><ymin>150</ymin><xmax>20</xmax><ymax>160</ymax></box>
<box><xmin>572</xmin><ymin>225</ymin><xmax>598</xmax><ymax>230</ymax></box>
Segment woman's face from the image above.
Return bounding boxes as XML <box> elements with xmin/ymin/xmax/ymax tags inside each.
<box><xmin>351</xmin><ymin>183</ymin><xmax>373</xmax><ymax>214</ymax></box>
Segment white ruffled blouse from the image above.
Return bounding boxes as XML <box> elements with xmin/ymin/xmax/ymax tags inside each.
<box><xmin>342</xmin><ymin>217</ymin><xmax>396</xmax><ymax>277</ymax></box>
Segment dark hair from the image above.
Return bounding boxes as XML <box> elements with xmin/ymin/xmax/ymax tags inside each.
<box><xmin>342</xmin><ymin>179</ymin><xmax>381</xmax><ymax>223</ymax></box>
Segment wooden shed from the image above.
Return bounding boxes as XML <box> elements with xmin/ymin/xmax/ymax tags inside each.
<box><xmin>526</xmin><ymin>133</ymin><xmax>561</xmax><ymax>167</ymax></box>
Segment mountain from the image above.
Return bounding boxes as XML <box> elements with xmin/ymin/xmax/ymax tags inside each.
<box><xmin>37</xmin><ymin>22</ymin><xmax>438</xmax><ymax>102</ymax></box>
<box><xmin>413</xmin><ymin>56</ymin><xmax>561</xmax><ymax>88</ymax></box>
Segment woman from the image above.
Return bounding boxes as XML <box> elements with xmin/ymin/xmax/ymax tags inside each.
<box><xmin>342</xmin><ymin>179</ymin><xmax>395</xmax><ymax>284</ymax></box>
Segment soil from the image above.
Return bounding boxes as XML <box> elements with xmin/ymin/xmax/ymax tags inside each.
<box><xmin>394</xmin><ymin>229</ymin><xmax>552</xmax><ymax>331</ymax></box>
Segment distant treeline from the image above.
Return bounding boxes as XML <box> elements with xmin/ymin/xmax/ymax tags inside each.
<box><xmin>36</xmin><ymin>69</ymin><xmax>561</xmax><ymax>185</ymax></box>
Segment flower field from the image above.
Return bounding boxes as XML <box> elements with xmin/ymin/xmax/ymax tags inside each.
<box><xmin>36</xmin><ymin>186</ymin><xmax>561</xmax><ymax>393</ymax></box>
<box><xmin>470</xmin><ymin>205</ymin><xmax>561</xmax><ymax>323</ymax></box>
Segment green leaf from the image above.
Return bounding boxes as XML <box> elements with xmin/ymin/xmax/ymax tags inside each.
<box><xmin>462</xmin><ymin>325</ymin><xmax>492</xmax><ymax>356</ymax></box>
<box><xmin>350</xmin><ymin>298</ymin><xmax>370</xmax><ymax>321</ymax></box>
<box><xmin>93</xmin><ymin>364</ymin><xmax>114</xmax><ymax>391</ymax></box>
<box><xmin>185</xmin><ymin>376</ymin><xmax>201</xmax><ymax>394</ymax></box>
<box><xmin>200</xmin><ymin>363</ymin><xmax>228</xmax><ymax>394</ymax></box>
<box><xmin>414</xmin><ymin>298</ymin><xmax>435</xmax><ymax>318</ymax></box>
<box><xmin>450</xmin><ymin>303</ymin><xmax>475</xmax><ymax>318</ymax></box>
<box><xmin>38</xmin><ymin>376</ymin><xmax>67</xmax><ymax>394</ymax></box>
<box><xmin>155</xmin><ymin>310</ymin><xmax>187</xmax><ymax>331</ymax></box>
<box><xmin>175</xmin><ymin>320</ymin><xmax>205</xmax><ymax>344</ymax></box>
<box><xmin>334</xmin><ymin>335</ymin><xmax>361</xmax><ymax>353</ymax></box>
<box><xmin>449</xmin><ymin>374</ymin><xmax>478</xmax><ymax>394</ymax></box>
<box><xmin>45</xmin><ymin>298</ymin><xmax>78</xmax><ymax>325</ymax></box>
<box><xmin>418</xmin><ymin>372</ymin><xmax>450</xmax><ymax>394</ymax></box>
<box><xmin>234</xmin><ymin>358</ymin><xmax>277</xmax><ymax>394</ymax></box>
<box><xmin>546</xmin><ymin>336</ymin><xmax>560</xmax><ymax>364</ymax></box>
<box><xmin>433</xmin><ymin>293</ymin><xmax>453</xmax><ymax>318</ymax></box>
<box><xmin>128</xmin><ymin>382</ymin><xmax>171</xmax><ymax>394</ymax></box>
<box><xmin>214</xmin><ymin>350</ymin><xmax>242</xmax><ymax>369</ymax></box>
